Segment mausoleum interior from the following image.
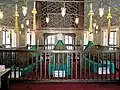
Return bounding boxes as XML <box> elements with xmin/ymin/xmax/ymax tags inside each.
<box><xmin>0</xmin><ymin>0</ymin><xmax>120</xmax><ymax>90</ymax></box>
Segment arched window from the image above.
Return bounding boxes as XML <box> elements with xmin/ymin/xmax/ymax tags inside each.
<box><xmin>109</xmin><ymin>31</ymin><xmax>116</xmax><ymax>46</ymax></box>
<box><xmin>84</xmin><ymin>32</ymin><xmax>88</xmax><ymax>49</ymax></box>
<box><xmin>12</xmin><ymin>31</ymin><xmax>16</xmax><ymax>47</ymax></box>
<box><xmin>27</xmin><ymin>31</ymin><xmax>35</xmax><ymax>50</ymax></box>
<box><xmin>45</xmin><ymin>35</ymin><xmax>56</xmax><ymax>50</ymax></box>
<box><xmin>3</xmin><ymin>30</ymin><xmax>11</xmax><ymax>48</ymax></box>
<box><xmin>27</xmin><ymin>32</ymin><xmax>30</xmax><ymax>45</ymax></box>
<box><xmin>64</xmin><ymin>35</ymin><xmax>73</xmax><ymax>50</ymax></box>
<box><xmin>102</xmin><ymin>28</ymin><xmax>117</xmax><ymax>50</ymax></box>
<box><xmin>109</xmin><ymin>31</ymin><xmax>117</xmax><ymax>50</ymax></box>
<box><xmin>2</xmin><ymin>27</ymin><xmax>18</xmax><ymax>48</ymax></box>
<box><xmin>31</xmin><ymin>31</ymin><xmax>35</xmax><ymax>45</ymax></box>
<box><xmin>103</xmin><ymin>30</ymin><xmax>108</xmax><ymax>46</ymax></box>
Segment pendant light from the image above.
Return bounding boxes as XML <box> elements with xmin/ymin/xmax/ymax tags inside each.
<box><xmin>93</xmin><ymin>23</ymin><xmax>96</xmax><ymax>28</ymax></box>
<box><xmin>28</xmin><ymin>28</ymin><xmax>30</xmax><ymax>32</ymax></box>
<box><xmin>96</xmin><ymin>25</ymin><xmax>99</xmax><ymax>29</ymax></box>
<box><xmin>22</xmin><ymin>6</ymin><xmax>27</xmax><ymax>16</ymax></box>
<box><xmin>46</xmin><ymin>17</ymin><xmax>49</xmax><ymax>23</ymax></box>
<box><xmin>99</xmin><ymin>8</ymin><xmax>104</xmax><ymax>17</ymax></box>
<box><xmin>61</xmin><ymin>2</ymin><xmax>66</xmax><ymax>17</ymax></box>
<box><xmin>46</xmin><ymin>2</ymin><xmax>49</xmax><ymax>23</ymax></box>
<box><xmin>22</xmin><ymin>0</ymin><xmax>28</xmax><ymax>16</ymax></box>
<box><xmin>21</xmin><ymin>24</ymin><xmax>24</xmax><ymax>28</ymax></box>
<box><xmin>99</xmin><ymin>3</ymin><xmax>104</xmax><ymax>17</ymax></box>
<box><xmin>26</xmin><ymin>19</ymin><xmax>29</xmax><ymax>26</ymax></box>
<box><xmin>75</xmin><ymin>17</ymin><xmax>79</xmax><ymax>24</ymax></box>
<box><xmin>0</xmin><ymin>10</ymin><xmax>3</xmax><ymax>19</ymax></box>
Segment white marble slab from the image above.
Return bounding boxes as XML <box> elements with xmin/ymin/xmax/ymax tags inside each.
<box><xmin>0</xmin><ymin>68</ymin><xmax>10</xmax><ymax>88</ymax></box>
<box><xmin>53</xmin><ymin>70</ymin><xmax>65</xmax><ymax>77</ymax></box>
<box><xmin>98</xmin><ymin>67</ymin><xmax>110</xmax><ymax>74</ymax></box>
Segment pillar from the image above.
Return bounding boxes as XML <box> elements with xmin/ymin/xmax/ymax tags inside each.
<box><xmin>78</xmin><ymin>0</ymin><xmax>84</xmax><ymax>30</ymax></box>
<box><xmin>88</xmin><ymin>0</ymin><xmax>94</xmax><ymax>42</ymax></box>
<box><xmin>32</xmin><ymin>1</ymin><xmax>37</xmax><ymax>46</ymax></box>
<box><xmin>15</xmin><ymin>4</ymin><xmax>19</xmax><ymax>46</ymax></box>
<box><xmin>107</xmin><ymin>7</ymin><xmax>112</xmax><ymax>45</ymax></box>
<box><xmin>36</xmin><ymin>1</ymin><xmax>41</xmax><ymax>48</ymax></box>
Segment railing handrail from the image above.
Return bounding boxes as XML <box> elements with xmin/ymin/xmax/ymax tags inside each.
<box><xmin>27</xmin><ymin>44</ymin><xmax>120</xmax><ymax>50</ymax></box>
<box><xmin>0</xmin><ymin>49</ymin><xmax>120</xmax><ymax>53</ymax></box>
<box><xmin>7</xmin><ymin>46</ymin><xmax>27</xmax><ymax>49</ymax></box>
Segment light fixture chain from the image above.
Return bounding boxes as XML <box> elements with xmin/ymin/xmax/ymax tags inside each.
<box><xmin>24</xmin><ymin>0</ymin><xmax>28</xmax><ymax>7</ymax></box>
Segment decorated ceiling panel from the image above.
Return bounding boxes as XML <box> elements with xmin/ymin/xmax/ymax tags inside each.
<box><xmin>0</xmin><ymin>0</ymin><xmax>120</xmax><ymax>30</ymax></box>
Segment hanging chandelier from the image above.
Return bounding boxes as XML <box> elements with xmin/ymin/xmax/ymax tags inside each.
<box><xmin>61</xmin><ymin>2</ymin><xmax>66</xmax><ymax>17</ymax></box>
<box><xmin>96</xmin><ymin>25</ymin><xmax>99</xmax><ymax>29</ymax></box>
<box><xmin>22</xmin><ymin>6</ymin><xmax>27</xmax><ymax>16</ymax></box>
<box><xmin>46</xmin><ymin>17</ymin><xmax>49</xmax><ymax>23</ymax></box>
<box><xmin>75</xmin><ymin>17</ymin><xmax>79</xmax><ymax>24</ymax></box>
<box><xmin>96</xmin><ymin>30</ymin><xmax>98</xmax><ymax>34</ymax></box>
<box><xmin>93</xmin><ymin>22</ymin><xmax>96</xmax><ymax>28</ymax></box>
<box><xmin>0</xmin><ymin>10</ymin><xmax>3</xmax><ymax>19</ymax></box>
<box><xmin>26</xmin><ymin>19</ymin><xmax>29</xmax><ymax>26</ymax></box>
<box><xmin>99</xmin><ymin>7</ymin><xmax>104</xmax><ymax>17</ymax></box>
<box><xmin>21</xmin><ymin>23</ymin><xmax>24</xmax><ymax>28</ymax></box>
<box><xmin>28</xmin><ymin>28</ymin><xmax>30</xmax><ymax>32</ymax></box>
<box><xmin>19</xmin><ymin>31</ymin><xmax>21</xmax><ymax>34</ymax></box>
<box><xmin>0</xmin><ymin>26</ymin><xmax>2</xmax><ymax>31</ymax></box>
<box><xmin>61</xmin><ymin>7</ymin><xmax>66</xmax><ymax>17</ymax></box>
<box><xmin>22</xmin><ymin>0</ymin><xmax>28</xmax><ymax>16</ymax></box>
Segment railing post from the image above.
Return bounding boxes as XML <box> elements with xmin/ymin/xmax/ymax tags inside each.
<box><xmin>36</xmin><ymin>51</ymin><xmax>38</xmax><ymax>79</ymax></box>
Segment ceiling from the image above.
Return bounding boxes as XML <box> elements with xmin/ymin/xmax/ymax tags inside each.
<box><xmin>0</xmin><ymin>0</ymin><xmax>120</xmax><ymax>30</ymax></box>
<box><xmin>0</xmin><ymin>0</ymin><xmax>33</xmax><ymax>27</ymax></box>
<box><xmin>84</xmin><ymin>0</ymin><xmax>120</xmax><ymax>28</ymax></box>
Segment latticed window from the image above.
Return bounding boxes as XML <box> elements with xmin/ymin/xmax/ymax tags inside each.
<box><xmin>40</xmin><ymin>1</ymin><xmax>80</xmax><ymax>28</ymax></box>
